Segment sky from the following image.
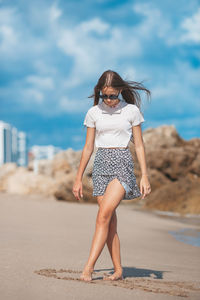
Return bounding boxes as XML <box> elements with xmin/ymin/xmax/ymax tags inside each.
<box><xmin>0</xmin><ymin>0</ymin><xmax>200</xmax><ymax>151</ymax></box>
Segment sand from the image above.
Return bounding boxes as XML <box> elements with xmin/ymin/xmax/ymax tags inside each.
<box><xmin>0</xmin><ymin>191</ymin><xmax>200</xmax><ymax>300</ymax></box>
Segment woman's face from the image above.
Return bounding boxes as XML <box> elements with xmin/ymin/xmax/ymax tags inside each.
<box><xmin>101</xmin><ymin>86</ymin><xmax>121</xmax><ymax>108</ymax></box>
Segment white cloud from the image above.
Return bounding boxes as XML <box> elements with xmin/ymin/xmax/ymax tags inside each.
<box><xmin>49</xmin><ymin>3</ymin><xmax>62</xmax><ymax>22</ymax></box>
<box><xmin>132</xmin><ymin>3</ymin><xmax>171</xmax><ymax>40</ymax></box>
<box><xmin>71</xmin><ymin>135</ymin><xmax>84</xmax><ymax>142</ymax></box>
<box><xmin>121</xmin><ymin>67</ymin><xmax>137</xmax><ymax>81</ymax></box>
<box><xmin>26</xmin><ymin>75</ymin><xmax>54</xmax><ymax>90</ymax></box>
<box><xmin>0</xmin><ymin>7</ymin><xmax>17</xmax><ymax>24</ymax></box>
<box><xmin>0</xmin><ymin>25</ymin><xmax>18</xmax><ymax>55</ymax></box>
<box><xmin>0</xmin><ymin>7</ymin><xmax>21</xmax><ymax>56</ymax></box>
<box><xmin>59</xmin><ymin>96</ymin><xmax>88</xmax><ymax>113</ymax></box>
<box><xmin>149</xmin><ymin>60</ymin><xmax>200</xmax><ymax>117</ymax></box>
<box><xmin>179</xmin><ymin>7</ymin><xmax>200</xmax><ymax>44</ymax></box>
<box><xmin>0</xmin><ymin>7</ymin><xmax>49</xmax><ymax>60</ymax></box>
<box><xmin>79</xmin><ymin>17</ymin><xmax>110</xmax><ymax>34</ymax></box>
<box><xmin>132</xmin><ymin>2</ymin><xmax>200</xmax><ymax>46</ymax></box>
<box><xmin>22</xmin><ymin>88</ymin><xmax>44</xmax><ymax>104</ymax></box>
<box><xmin>33</xmin><ymin>59</ymin><xmax>58</xmax><ymax>76</ymax></box>
<box><xmin>56</xmin><ymin>17</ymin><xmax>142</xmax><ymax>88</ymax></box>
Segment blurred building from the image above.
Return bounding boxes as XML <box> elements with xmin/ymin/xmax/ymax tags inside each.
<box><xmin>29</xmin><ymin>145</ymin><xmax>62</xmax><ymax>174</ymax></box>
<box><xmin>18</xmin><ymin>131</ymin><xmax>28</xmax><ymax>166</ymax></box>
<box><xmin>30</xmin><ymin>145</ymin><xmax>62</xmax><ymax>160</ymax></box>
<box><xmin>0</xmin><ymin>120</ymin><xmax>28</xmax><ymax>167</ymax></box>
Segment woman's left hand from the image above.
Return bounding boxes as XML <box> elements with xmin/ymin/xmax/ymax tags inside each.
<box><xmin>140</xmin><ymin>174</ymin><xmax>151</xmax><ymax>199</ymax></box>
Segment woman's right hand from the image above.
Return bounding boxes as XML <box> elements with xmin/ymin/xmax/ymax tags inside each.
<box><xmin>72</xmin><ymin>179</ymin><xmax>83</xmax><ymax>201</ymax></box>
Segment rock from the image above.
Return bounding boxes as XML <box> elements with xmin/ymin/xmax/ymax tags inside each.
<box><xmin>144</xmin><ymin>169</ymin><xmax>171</xmax><ymax>191</ymax></box>
<box><xmin>0</xmin><ymin>163</ymin><xmax>17</xmax><ymax>190</ymax></box>
<box><xmin>190</xmin><ymin>152</ymin><xmax>200</xmax><ymax>176</ymax></box>
<box><xmin>146</xmin><ymin>146</ymin><xmax>197</xmax><ymax>180</ymax></box>
<box><xmin>51</xmin><ymin>156</ymin><xmax>71</xmax><ymax>177</ymax></box>
<box><xmin>36</xmin><ymin>159</ymin><xmax>54</xmax><ymax>177</ymax></box>
<box><xmin>4</xmin><ymin>167</ymin><xmax>57</xmax><ymax>196</ymax></box>
<box><xmin>27</xmin><ymin>148</ymin><xmax>94</xmax><ymax>178</ymax></box>
<box><xmin>54</xmin><ymin>171</ymin><xmax>95</xmax><ymax>203</ymax></box>
<box><xmin>142</xmin><ymin>125</ymin><xmax>185</xmax><ymax>149</ymax></box>
<box><xmin>143</xmin><ymin>174</ymin><xmax>200</xmax><ymax>215</ymax></box>
<box><xmin>54</xmin><ymin>148</ymin><xmax>82</xmax><ymax>170</ymax></box>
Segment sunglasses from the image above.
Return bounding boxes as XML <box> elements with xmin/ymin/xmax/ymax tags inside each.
<box><xmin>99</xmin><ymin>94</ymin><xmax>119</xmax><ymax>100</ymax></box>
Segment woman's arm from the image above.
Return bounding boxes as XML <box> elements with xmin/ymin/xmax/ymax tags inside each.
<box><xmin>132</xmin><ymin>125</ymin><xmax>148</xmax><ymax>175</ymax></box>
<box><xmin>75</xmin><ymin>127</ymin><xmax>95</xmax><ymax>180</ymax></box>
<box><xmin>72</xmin><ymin>127</ymin><xmax>96</xmax><ymax>200</ymax></box>
<box><xmin>132</xmin><ymin>125</ymin><xmax>151</xmax><ymax>198</ymax></box>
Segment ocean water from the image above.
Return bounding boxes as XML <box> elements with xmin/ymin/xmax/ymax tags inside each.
<box><xmin>126</xmin><ymin>206</ymin><xmax>200</xmax><ymax>247</ymax></box>
<box><xmin>168</xmin><ymin>227</ymin><xmax>200</xmax><ymax>247</ymax></box>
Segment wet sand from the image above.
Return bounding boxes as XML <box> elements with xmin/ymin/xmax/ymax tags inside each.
<box><xmin>0</xmin><ymin>191</ymin><xmax>200</xmax><ymax>300</ymax></box>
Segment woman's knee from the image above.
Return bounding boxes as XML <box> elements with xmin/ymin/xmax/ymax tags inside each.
<box><xmin>96</xmin><ymin>208</ymin><xmax>112</xmax><ymax>226</ymax></box>
<box><xmin>97</xmin><ymin>195</ymin><xmax>103</xmax><ymax>207</ymax></box>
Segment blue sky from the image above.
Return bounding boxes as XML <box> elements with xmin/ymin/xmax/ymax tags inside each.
<box><xmin>0</xmin><ymin>0</ymin><xmax>199</xmax><ymax>150</ymax></box>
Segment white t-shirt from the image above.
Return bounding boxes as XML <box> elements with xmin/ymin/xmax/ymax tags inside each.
<box><xmin>83</xmin><ymin>100</ymin><xmax>145</xmax><ymax>148</ymax></box>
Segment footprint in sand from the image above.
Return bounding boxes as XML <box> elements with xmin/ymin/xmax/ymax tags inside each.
<box><xmin>34</xmin><ymin>268</ymin><xmax>200</xmax><ymax>298</ymax></box>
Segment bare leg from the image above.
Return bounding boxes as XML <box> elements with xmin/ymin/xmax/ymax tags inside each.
<box><xmin>80</xmin><ymin>178</ymin><xmax>125</xmax><ymax>281</ymax></box>
<box><xmin>96</xmin><ymin>196</ymin><xmax>123</xmax><ymax>279</ymax></box>
<box><xmin>103</xmin><ymin>211</ymin><xmax>123</xmax><ymax>280</ymax></box>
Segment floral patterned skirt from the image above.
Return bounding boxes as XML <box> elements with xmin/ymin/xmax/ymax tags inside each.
<box><xmin>92</xmin><ymin>147</ymin><xmax>141</xmax><ymax>200</ymax></box>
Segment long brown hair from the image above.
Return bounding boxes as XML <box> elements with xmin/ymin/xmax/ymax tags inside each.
<box><xmin>88</xmin><ymin>69</ymin><xmax>151</xmax><ymax>109</ymax></box>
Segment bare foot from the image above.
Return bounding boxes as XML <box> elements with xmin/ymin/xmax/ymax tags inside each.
<box><xmin>103</xmin><ymin>268</ymin><xmax>123</xmax><ymax>281</ymax></box>
<box><xmin>80</xmin><ymin>266</ymin><xmax>94</xmax><ymax>282</ymax></box>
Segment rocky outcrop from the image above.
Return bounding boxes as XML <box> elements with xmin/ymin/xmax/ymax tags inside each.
<box><xmin>130</xmin><ymin>125</ymin><xmax>200</xmax><ymax>215</ymax></box>
<box><xmin>144</xmin><ymin>173</ymin><xmax>200</xmax><ymax>215</ymax></box>
<box><xmin>0</xmin><ymin>125</ymin><xmax>200</xmax><ymax>213</ymax></box>
<box><xmin>3</xmin><ymin>166</ymin><xmax>57</xmax><ymax>196</ymax></box>
<box><xmin>0</xmin><ymin>147</ymin><xmax>96</xmax><ymax>202</ymax></box>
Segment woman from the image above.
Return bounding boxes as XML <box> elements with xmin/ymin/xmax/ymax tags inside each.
<box><xmin>72</xmin><ymin>70</ymin><xmax>151</xmax><ymax>282</ymax></box>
